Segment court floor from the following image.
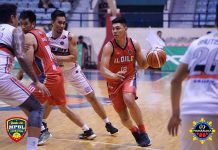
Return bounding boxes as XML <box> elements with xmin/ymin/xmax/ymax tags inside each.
<box><xmin>0</xmin><ymin>69</ymin><xmax>180</xmax><ymax>150</ymax></box>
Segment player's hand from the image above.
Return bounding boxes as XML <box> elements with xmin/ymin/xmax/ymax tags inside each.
<box><xmin>17</xmin><ymin>69</ymin><xmax>24</xmax><ymax>80</ymax></box>
<box><xmin>167</xmin><ymin>115</ymin><xmax>181</xmax><ymax>136</ymax></box>
<box><xmin>34</xmin><ymin>81</ymin><xmax>51</xmax><ymax>96</ymax></box>
<box><xmin>113</xmin><ymin>70</ymin><xmax>125</xmax><ymax>81</ymax></box>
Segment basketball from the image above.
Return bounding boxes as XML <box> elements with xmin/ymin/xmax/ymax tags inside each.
<box><xmin>146</xmin><ymin>48</ymin><xmax>167</xmax><ymax>68</ymax></box>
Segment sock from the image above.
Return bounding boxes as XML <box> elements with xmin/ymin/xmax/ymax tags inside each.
<box><xmin>138</xmin><ymin>124</ymin><xmax>146</xmax><ymax>133</ymax></box>
<box><xmin>129</xmin><ymin>126</ymin><xmax>138</xmax><ymax>133</ymax></box>
<box><xmin>103</xmin><ymin>118</ymin><xmax>110</xmax><ymax>124</ymax></box>
<box><xmin>42</xmin><ymin>119</ymin><xmax>47</xmax><ymax>123</ymax></box>
<box><xmin>82</xmin><ymin>124</ymin><xmax>89</xmax><ymax>131</ymax></box>
<box><xmin>41</xmin><ymin>123</ymin><xmax>46</xmax><ymax>131</ymax></box>
<box><xmin>26</xmin><ymin>137</ymin><xmax>38</xmax><ymax>150</ymax></box>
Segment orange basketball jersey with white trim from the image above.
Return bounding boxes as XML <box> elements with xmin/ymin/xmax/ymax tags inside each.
<box><xmin>28</xmin><ymin>29</ymin><xmax>60</xmax><ymax>76</ymax></box>
<box><xmin>107</xmin><ymin>37</ymin><xmax>136</xmax><ymax>82</ymax></box>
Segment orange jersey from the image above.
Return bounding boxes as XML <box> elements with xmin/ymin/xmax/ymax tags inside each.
<box><xmin>28</xmin><ymin>29</ymin><xmax>61</xmax><ymax>77</ymax></box>
<box><xmin>107</xmin><ymin>37</ymin><xmax>136</xmax><ymax>82</ymax></box>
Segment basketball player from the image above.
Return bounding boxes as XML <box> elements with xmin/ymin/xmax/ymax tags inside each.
<box><xmin>167</xmin><ymin>5</ymin><xmax>218</xmax><ymax>150</ymax></box>
<box><xmin>0</xmin><ymin>4</ymin><xmax>50</xmax><ymax>150</ymax></box>
<box><xmin>41</xmin><ymin>9</ymin><xmax>118</xmax><ymax>141</ymax></box>
<box><xmin>100</xmin><ymin>16</ymin><xmax>151</xmax><ymax>147</ymax></box>
<box><xmin>17</xmin><ymin>10</ymin><xmax>96</xmax><ymax>145</ymax></box>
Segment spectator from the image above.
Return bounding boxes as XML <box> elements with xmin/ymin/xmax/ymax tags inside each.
<box><xmin>98</xmin><ymin>0</ymin><xmax>108</xmax><ymax>27</ymax></box>
<box><xmin>77</xmin><ymin>35</ymin><xmax>90</xmax><ymax>68</ymax></box>
<box><xmin>157</xmin><ymin>30</ymin><xmax>166</xmax><ymax>43</ymax></box>
<box><xmin>77</xmin><ymin>35</ymin><xmax>88</xmax><ymax>50</ymax></box>
<box><xmin>38</xmin><ymin>0</ymin><xmax>56</xmax><ymax>9</ymax></box>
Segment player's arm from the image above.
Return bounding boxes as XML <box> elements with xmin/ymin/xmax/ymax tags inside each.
<box><xmin>55</xmin><ymin>33</ymin><xmax>77</xmax><ymax>63</ymax></box>
<box><xmin>168</xmin><ymin>63</ymin><xmax>188</xmax><ymax>136</ymax></box>
<box><xmin>12</xmin><ymin>28</ymin><xmax>38</xmax><ymax>83</ymax></box>
<box><xmin>133</xmin><ymin>40</ymin><xmax>149</xmax><ymax>69</ymax></box>
<box><xmin>170</xmin><ymin>63</ymin><xmax>188</xmax><ymax>117</ymax></box>
<box><xmin>100</xmin><ymin>42</ymin><xmax>125</xmax><ymax>81</ymax></box>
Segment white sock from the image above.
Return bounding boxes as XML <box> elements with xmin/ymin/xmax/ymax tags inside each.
<box><xmin>103</xmin><ymin>118</ymin><xmax>110</xmax><ymax>124</ymax></box>
<box><xmin>27</xmin><ymin>137</ymin><xmax>38</xmax><ymax>150</ymax></box>
<box><xmin>42</xmin><ymin>119</ymin><xmax>47</xmax><ymax>123</ymax></box>
<box><xmin>82</xmin><ymin>124</ymin><xmax>89</xmax><ymax>131</ymax></box>
<box><xmin>41</xmin><ymin>122</ymin><xmax>45</xmax><ymax>131</ymax></box>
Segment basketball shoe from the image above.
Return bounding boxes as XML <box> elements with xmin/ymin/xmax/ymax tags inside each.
<box><xmin>38</xmin><ymin>122</ymin><xmax>52</xmax><ymax>145</ymax></box>
<box><xmin>79</xmin><ymin>128</ymin><xmax>96</xmax><ymax>140</ymax></box>
<box><xmin>132</xmin><ymin>130</ymin><xmax>151</xmax><ymax>147</ymax></box>
<box><xmin>139</xmin><ymin>132</ymin><xmax>152</xmax><ymax>147</ymax></box>
<box><xmin>105</xmin><ymin>122</ymin><xmax>118</xmax><ymax>135</ymax></box>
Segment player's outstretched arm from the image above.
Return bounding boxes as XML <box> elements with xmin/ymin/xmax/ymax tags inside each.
<box><xmin>133</xmin><ymin>40</ymin><xmax>149</xmax><ymax>69</ymax></box>
<box><xmin>12</xmin><ymin>28</ymin><xmax>38</xmax><ymax>83</ymax></box>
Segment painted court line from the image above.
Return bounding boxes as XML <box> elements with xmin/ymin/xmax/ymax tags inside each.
<box><xmin>51</xmin><ymin>137</ymin><xmax>161</xmax><ymax>150</ymax></box>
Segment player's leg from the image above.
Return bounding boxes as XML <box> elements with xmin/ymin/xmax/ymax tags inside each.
<box><xmin>19</xmin><ymin>94</ymin><xmax>43</xmax><ymax>150</ymax></box>
<box><xmin>58</xmin><ymin>104</ymin><xmax>96</xmax><ymax>140</ymax></box>
<box><xmin>111</xmin><ymin>93</ymin><xmax>143</xmax><ymax>146</ymax></box>
<box><xmin>122</xmin><ymin>78</ymin><xmax>151</xmax><ymax>147</ymax></box>
<box><xmin>122</xmin><ymin>93</ymin><xmax>151</xmax><ymax>147</ymax></box>
<box><xmin>123</xmin><ymin>93</ymin><xmax>144</xmax><ymax>129</ymax></box>
<box><xmin>0</xmin><ymin>76</ymin><xmax>43</xmax><ymax>150</ymax></box>
<box><xmin>85</xmin><ymin>91</ymin><xmax>118</xmax><ymax>135</ymax></box>
<box><xmin>38</xmin><ymin>102</ymin><xmax>53</xmax><ymax>145</ymax></box>
<box><xmin>70</xmin><ymin>65</ymin><xmax>118</xmax><ymax>134</ymax></box>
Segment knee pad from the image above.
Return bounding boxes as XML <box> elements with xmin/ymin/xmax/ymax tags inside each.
<box><xmin>19</xmin><ymin>94</ymin><xmax>43</xmax><ymax>128</ymax></box>
<box><xmin>28</xmin><ymin>106</ymin><xmax>43</xmax><ymax>128</ymax></box>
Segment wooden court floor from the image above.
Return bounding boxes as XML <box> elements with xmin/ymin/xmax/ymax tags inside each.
<box><xmin>0</xmin><ymin>70</ymin><xmax>180</xmax><ymax>150</ymax></box>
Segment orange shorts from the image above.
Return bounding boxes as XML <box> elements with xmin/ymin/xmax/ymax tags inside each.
<box><xmin>107</xmin><ymin>76</ymin><xmax>137</xmax><ymax>113</ymax></box>
<box><xmin>29</xmin><ymin>72</ymin><xmax>66</xmax><ymax>105</ymax></box>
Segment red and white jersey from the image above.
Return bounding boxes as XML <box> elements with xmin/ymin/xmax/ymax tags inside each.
<box><xmin>107</xmin><ymin>37</ymin><xmax>136</xmax><ymax>82</ymax></box>
<box><xmin>0</xmin><ymin>24</ymin><xmax>15</xmax><ymax>75</ymax></box>
<box><xmin>180</xmin><ymin>30</ymin><xmax>218</xmax><ymax>115</ymax></box>
<box><xmin>28</xmin><ymin>29</ymin><xmax>60</xmax><ymax>77</ymax></box>
<box><xmin>46</xmin><ymin>30</ymin><xmax>70</xmax><ymax>56</ymax></box>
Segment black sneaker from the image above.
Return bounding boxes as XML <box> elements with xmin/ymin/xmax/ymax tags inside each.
<box><xmin>139</xmin><ymin>133</ymin><xmax>152</xmax><ymax>147</ymax></box>
<box><xmin>105</xmin><ymin>122</ymin><xmax>118</xmax><ymax>135</ymax></box>
<box><xmin>132</xmin><ymin>130</ymin><xmax>141</xmax><ymax>145</ymax></box>
<box><xmin>79</xmin><ymin>128</ymin><xmax>96</xmax><ymax>140</ymax></box>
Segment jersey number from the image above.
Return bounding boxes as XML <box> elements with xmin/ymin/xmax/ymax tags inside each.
<box><xmin>190</xmin><ymin>47</ymin><xmax>218</xmax><ymax>75</ymax></box>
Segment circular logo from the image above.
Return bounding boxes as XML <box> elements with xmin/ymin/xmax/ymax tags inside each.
<box><xmin>192</xmin><ymin>122</ymin><xmax>212</xmax><ymax>140</ymax></box>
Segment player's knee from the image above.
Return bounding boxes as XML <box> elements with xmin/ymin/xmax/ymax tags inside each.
<box><xmin>19</xmin><ymin>94</ymin><xmax>43</xmax><ymax>128</ymax></box>
<box><xmin>58</xmin><ymin>105</ymin><xmax>68</xmax><ymax>114</ymax></box>
<box><xmin>86</xmin><ymin>92</ymin><xmax>96</xmax><ymax>102</ymax></box>
<box><xmin>123</xmin><ymin>98</ymin><xmax>134</xmax><ymax>107</ymax></box>
<box><xmin>20</xmin><ymin>94</ymin><xmax>41</xmax><ymax>112</ymax></box>
<box><xmin>28</xmin><ymin>106</ymin><xmax>43</xmax><ymax>128</ymax></box>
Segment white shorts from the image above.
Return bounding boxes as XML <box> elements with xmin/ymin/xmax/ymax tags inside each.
<box><xmin>181</xmin><ymin>114</ymin><xmax>218</xmax><ymax>150</ymax></box>
<box><xmin>0</xmin><ymin>73</ymin><xmax>31</xmax><ymax>107</ymax></box>
<box><xmin>63</xmin><ymin>65</ymin><xmax>93</xmax><ymax>95</ymax></box>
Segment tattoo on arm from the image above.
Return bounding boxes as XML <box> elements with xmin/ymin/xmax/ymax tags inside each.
<box><xmin>12</xmin><ymin>28</ymin><xmax>38</xmax><ymax>83</ymax></box>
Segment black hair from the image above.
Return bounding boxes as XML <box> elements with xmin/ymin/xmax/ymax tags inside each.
<box><xmin>51</xmin><ymin>9</ymin><xmax>66</xmax><ymax>21</ymax></box>
<box><xmin>20</xmin><ymin>10</ymin><xmax>36</xmax><ymax>23</ymax></box>
<box><xmin>112</xmin><ymin>16</ymin><xmax>127</xmax><ymax>25</ymax></box>
<box><xmin>0</xmin><ymin>3</ymin><xmax>17</xmax><ymax>24</ymax></box>
<box><xmin>78</xmin><ymin>35</ymin><xmax>84</xmax><ymax>39</ymax></box>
